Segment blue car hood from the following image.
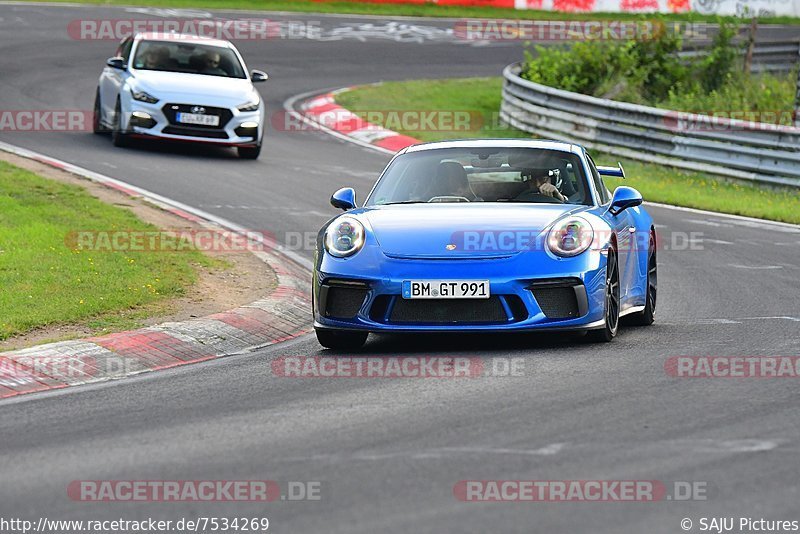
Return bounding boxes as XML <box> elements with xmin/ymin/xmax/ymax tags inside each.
<box><xmin>364</xmin><ymin>203</ymin><xmax>587</xmax><ymax>259</ymax></box>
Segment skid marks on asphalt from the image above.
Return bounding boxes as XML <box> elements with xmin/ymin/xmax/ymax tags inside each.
<box><xmin>277</xmin><ymin>443</ymin><xmax>568</xmax><ymax>464</ymax></box>
<box><xmin>727</xmin><ymin>264</ymin><xmax>784</xmax><ymax>269</ymax></box>
<box><xmin>271</xmin><ymin>439</ymin><xmax>789</xmax><ymax>465</ymax></box>
<box><xmin>661</xmin><ymin>316</ymin><xmax>800</xmax><ymax>326</ymax></box>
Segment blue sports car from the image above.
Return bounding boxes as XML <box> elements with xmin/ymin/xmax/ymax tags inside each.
<box><xmin>313</xmin><ymin>139</ymin><xmax>657</xmax><ymax>350</ymax></box>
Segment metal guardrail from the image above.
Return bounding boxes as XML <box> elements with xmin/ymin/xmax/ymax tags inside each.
<box><xmin>679</xmin><ymin>39</ymin><xmax>800</xmax><ymax>73</ymax></box>
<box><xmin>500</xmin><ymin>63</ymin><xmax>800</xmax><ymax>188</ymax></box>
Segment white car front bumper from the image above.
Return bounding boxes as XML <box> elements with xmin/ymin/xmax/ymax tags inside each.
<box><xmin>125</xmin><ymin>100</ymin><xmax>263</xmax><ymax>146</ymax></box>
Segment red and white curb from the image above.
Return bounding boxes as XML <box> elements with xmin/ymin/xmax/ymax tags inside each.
<box><xmin>0</xmin><ymin>141</ymin><xmax>313</xmax><ymax>400</ymax></box>
<box><xmin>298</xmin><ymin>87</ymin><xmax>420</xmax><ymax>153</ymax></box>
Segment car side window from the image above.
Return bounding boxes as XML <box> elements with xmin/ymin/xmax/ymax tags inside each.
<box><xmin>116</xmin><ymin>38</ymin><xmax>133</xmax><ymax>64</ymax></box>
<box><xmin>587</xmin><ymin>155</ymin><xmax>610</xmax><ymax>204</ymax></box>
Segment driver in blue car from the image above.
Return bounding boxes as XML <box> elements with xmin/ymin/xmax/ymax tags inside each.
<box><xmin>518</xmin><ymin>169</ymin><xmax>566</xmax><ymax>202</ymax></box>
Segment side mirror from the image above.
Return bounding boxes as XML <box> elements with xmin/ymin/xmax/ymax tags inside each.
<box><xmin>250</xmin><ymin>70</ymin><xmax>268</xmax><ymax>82</ymax></box>
<box><xmin>609</xmin><ymin>186</ymin><xmax>642</xmax><ymax>215</ymax></box>
<box><xmin>331</xmin><ymin>187</ymin><xmax>356</xmax><ymax>211</ymax></box>
<box><xmin>106</xmin><ymin>56</ymin><xmax>126</xmax><ymax>70</ymax></box>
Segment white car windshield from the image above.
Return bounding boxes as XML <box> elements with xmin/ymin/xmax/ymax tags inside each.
<box><xmin>366</xmin><ymin>147</ymin><xmax>592</xmax><ymax>206</ymax></box>
<box><xmin>132</xmin><ymin>40</ymin><xmax>246</xmax><ymax>79</ymax></box>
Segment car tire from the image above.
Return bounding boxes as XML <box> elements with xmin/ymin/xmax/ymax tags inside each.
<box><xmin>111</xmin><ymin>99</ymin><xmax>129</xmax><ymax>147</ymax></box>
<box><xmin>587</xmin><ymin>248</ymin><xmax>620</xmax><ymax>343</ymax></box>
<box><xmin>92</xmin><ymin>89</ymin><xmax>109</xmax><ymax>134</ymax></box>
<box><xmin>315</xmin><ymin>329</ymin><xmax>368</xmax><ymax>351</ymax></box>
<box><xmin>626</xmin><ymin>231</ymin><xmax>657</xmax><ymax>326</ymax></box>
<box><xmin>237</xmin><ymin>144</ymin><xmax>261</xmax><ymax>159</ymax></box>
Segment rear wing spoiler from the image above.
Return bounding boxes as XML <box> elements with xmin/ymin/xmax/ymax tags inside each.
<box><xmin>597</xmin><ymin>163</ymin><xmax>625</xmax><ymax>179</ymax></box>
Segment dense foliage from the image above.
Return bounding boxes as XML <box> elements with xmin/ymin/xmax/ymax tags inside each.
<box><xmin>520</xmin><ymin>21</ymin><xmax>796</xmax><ymax>124</ymax></box>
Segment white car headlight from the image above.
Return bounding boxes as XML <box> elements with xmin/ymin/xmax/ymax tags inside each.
<box><xmin>130</xmin><ymin>89</ymin><xmax>159</xmax><ymax>104</ymax></box>
<box><xmin>325</xmin><ymin>216</ymin><xmax>365</xmax><ymax>258</ymax></box>
<box><xmin>237</xmin><ymin>100</ymin><xmax>260</xmax><ymax>112</ymax></box>
<box><xmin>547</xmin><ymin>216</ymin><xmax>593</xmax><ymax>257</ymax></box>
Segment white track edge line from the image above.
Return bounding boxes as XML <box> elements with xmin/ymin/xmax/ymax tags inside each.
<box><xmin>645</xmin><ymin>201</ymin><xmax>800</xmax><ymax>229</ymax></box>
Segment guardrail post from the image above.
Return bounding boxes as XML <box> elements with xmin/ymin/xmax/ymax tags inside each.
<box><xmin>743</xmin><ymin>18</ymin><xmax>757</xmax><ymax>74</ymax></box>
<box><xmin>795</xmin><ymin>42</ymin><xmax>800</xmax><ymax>127</ymax></box>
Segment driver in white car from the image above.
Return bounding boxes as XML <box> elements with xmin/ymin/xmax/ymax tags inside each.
<box><xmin>142</xmin><ymin>46</ymin><xmax>170</xmax><ymax>70</ymax></box>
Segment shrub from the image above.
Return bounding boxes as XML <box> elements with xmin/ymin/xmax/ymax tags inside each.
<box><xmin>518</xmin><ymin>18</ymin><xmax>793</xmax><ymax>123</ymax></box>
<box><xmin>697</xmin><ymin>21</ymin><xmax>741</xmax><ymax>93</ymax></box>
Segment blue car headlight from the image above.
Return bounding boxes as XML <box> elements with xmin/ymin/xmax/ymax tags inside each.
<box><xmin>547</xmin><ymin>216</ymin><xmax>593</xmax><ymax>257</ymax></box>
<box><xmin>131</xmin><ymin>89</ymin><xmax>159</xmax><ymax>104</ymax></box>
<box><xmin>324</xmin><ymin>216</ymin><xmax>365</xmax><ymax>258</ymax></box>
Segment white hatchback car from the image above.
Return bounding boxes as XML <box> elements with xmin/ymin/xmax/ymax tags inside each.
<box><xmin>94</xmin><ymin>33</ymin><xmax>267</xmax><ymax>159</ymax></box>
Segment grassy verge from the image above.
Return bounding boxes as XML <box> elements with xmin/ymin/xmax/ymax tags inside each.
<box><xmin>520</xmin><ymin>24</ymin><xmax>799</xmax><ymax>123</ymax></box>
<box><xmin>337</xmin><ymin>78</ymin><xmax>529</xmax><ymax>142</ymax></box>
<box><xmin>335</xmin><ymin>77</ymin><xmax>800</xmax><ymax>224</ymax></box>
<box><xmin>0</xmin><ymin>161</ymin><xmax>218</xmax><ymax>341</ymax></box>
<box><xmin>16</xmin><ymin>0</ymin><xmax>800</xmax><ymax>24</ymax></box>
<box><xmin>659</xmin><ymin>71</ymin><xmax>797</xmax><ymax>120</ymax></box>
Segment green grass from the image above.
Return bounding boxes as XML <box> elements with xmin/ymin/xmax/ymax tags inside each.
<box><xmin>0</xmin><ymin>161</ymin><xmax>220</xmax><ymax>341</ymax></box>
<box><xmin>599</xmin><ymin>159</ymin><xmax>800</xmax><ymax>224</ymax></box>
<box><xmin>660</xmin><ymin>71</ymin><xmax>798</xmax><ymax>123</ymax></box>
<box><xmin>16</xmin><ymin>0</ymin><xmax>800</xmax><ymax>24</ymax></box>
<box><xmin>335</xmin><ymin>77</ymin><xmax>800</xmax><ymax>224</ymax></box>
<box><xmin>337</xmin><ymin>78</ymin><xmax>529</xmax><ymax>142</ymax></box>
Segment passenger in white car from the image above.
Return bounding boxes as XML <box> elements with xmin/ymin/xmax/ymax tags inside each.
<box><xmin>201</xmin><ymin>52</ymin><xmax>227</xmax><ymax>76</ymax></box>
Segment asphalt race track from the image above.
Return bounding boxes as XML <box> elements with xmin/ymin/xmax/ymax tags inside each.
<box><xmin>1</xmin><ymin>4</ymin><xmax>799</xmax><ymax>533</ymax></box>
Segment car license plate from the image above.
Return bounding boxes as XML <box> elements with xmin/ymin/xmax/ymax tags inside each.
<box><xmin>176</xmin><ymin>112</ymin><xmax>219</xmax><ymax>126</ymax></box>
<box><xmin>402</xmin><ymin>280</ymin><xmax>490</xmax><ymax>299</ymax></box>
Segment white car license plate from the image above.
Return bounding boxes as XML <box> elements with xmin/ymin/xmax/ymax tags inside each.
<box><xmin>176</xmin><ymin>112</ymin><xmax>220</xmax><ymax>126</ymax></box>
<box><xmin>402</xmin><ymin>280</ymin><xmax>490</xmax><ymax>299</ymax></box>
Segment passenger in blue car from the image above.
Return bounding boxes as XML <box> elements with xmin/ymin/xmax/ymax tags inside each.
<box><xmin>428</xmin><ymin>161</ymin><xmax>482</xmax><ymax>202</ymax></box>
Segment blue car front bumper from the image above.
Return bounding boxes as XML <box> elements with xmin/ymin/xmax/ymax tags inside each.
<box><xmin>313</xmin><ymin>247</ymin><xmax>609</xmax><ymax>333</ymax></box>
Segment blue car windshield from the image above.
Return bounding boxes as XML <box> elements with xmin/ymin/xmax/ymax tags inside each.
<box><xmin>366</xmin><ymin>147</ymin><xmax>592</xmax><ymax>206</ymax></box>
